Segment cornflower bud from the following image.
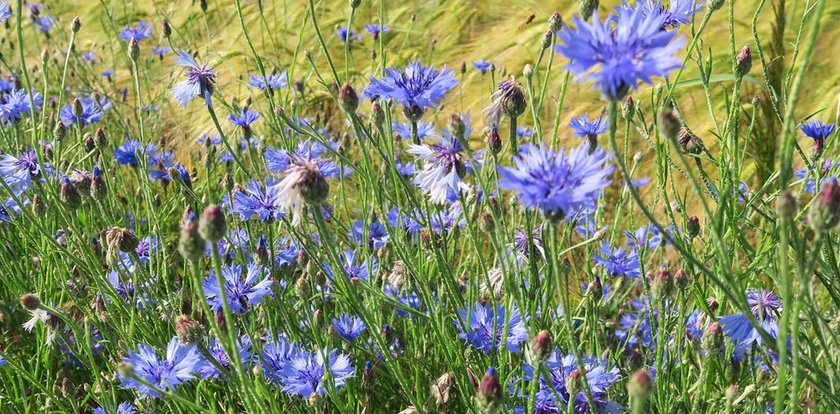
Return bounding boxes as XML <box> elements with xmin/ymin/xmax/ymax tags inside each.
<box><xmin>526</xmin><ymin>330</ymin><xmax>552</xmax><ymax>365</ymax></box>
<box><xmin>71</xmin><ymin>17</ymin><xmax>81</xmax><ymax>33</ymax></box>
<box><xmin>199</xmin><ymin>204</ymin><xmax>227</xmax><ymax>242</ymax></box>
<box><xmin>179</xmin><ymin>212</ymin><xmax>205</xmax><ymax>262</ymax></box>
<box><xmin>808</xmin><ymin>179</ymin><xmax>840</xmax><ymax>232</ymax></box>
<box><xmin>128</xmin><ymin>38</ymin><xmax>140</xmax><ymax>62</ymax></box>
<box><xmin>776</xmin><ymin>191</ymin><xmax>798</xmax><ymax>219</ymax></box>
<box><xmin>91</xmin><ymin>166</ymin><xmax>106</xmax><ymax>200</ymax></box>
<box><xmin>548</xmin><ymin>12</ymin><xmax>563</xmax><ymax>32</ymax></box>
<box><xmin>174</xmin><ymin>315</ymin><xmax>203</xmax><ymax>345</ymax></box>
<box><xmin>60</xmin><ymin>177</ymin><xmax>82</xmax><ymax>210</ymax></box>
<box><xmin>658</xmin><ymin>109</ymin><xmax>681</xmax><ymax>141</ymax></box>
<box><xmin>20</xmin><ymin>293</ymin><xmax>41</xmax><ymax>311</ymax></box>
<box><xmin>475</xmin><ymin>367</ymin><xmax>502</xmax><ymax>414</ymax></box>
<box><xmin>339</xmin><ymin>83</ymin><xmax>359</xmax><ymax>113</ymax></box>
<box><xmin>686</xmin><ymin>215</ymin><xmax>700</xmax><ymax>239</ymax></box>
<box><xmin>736</xmin><ymin>44</ymin><xmax>752</xmax><ymax>77</ymax></box>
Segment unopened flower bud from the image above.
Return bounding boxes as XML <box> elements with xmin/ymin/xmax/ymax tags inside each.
<box><xmin>475</xmin><ymin>367</ymin><xmax>502</xmax><ymax>414</ymax></box>
<box><xmin>128</xmin><ymin>39</ymin><xmax>140</xmax><ymax>62</ymax></box>
<box><xmin>709</xmin><ymin>0</ymin><xmax>725</xmax><ymax>11</ymax></box>
<box><xmin>674</xmin><ymin>269</ymin><xmax>689</xmax><ymax>291</ymax></box>
<box><xmin>179</xmin><ymin>213</ymin><xmax>205</xmax><ymax>262</ymax></box>
<box><xmin>736</xmin><ymin>44</ymin><xmax>752</xmax><ymax>77</ymax></box>
<box><xmin>702</xmin><ymin>322</ymin><xmax>724</xmax><ymax>353</ymax></box>
<box><xmin>686</xmin><ymin>215</ymin><xmax>700</xmax><ymax>239</ymax></box>
<box><xmin>175</xmin><ymin>315</ymin><xmax>203</xmax><ymax>345</ymax></box>
<box><xmin>448</xmin><ymin>113</ymin><xmax>466</xmax><ymax>140</ymax></box>
<box><xmin>527</xmin><ymin>330</ymin><xmax>552</xmax><ymax>365</ymax></box>
<box><xmin>71</xmin><ymin>17</ymin><xmax>81</xmax><ymax>33</ymax></box>
<box><xmin>808</xmin><ymin>179</ymin><xmax>840</xmax><ymax>232</ymax></box>
<box><xmin>487</xmin><ymin>126</ymin><xmax>502</xmax><ymax>155</ymax></box>
<box><xmin>94</xmin><ymin>127</ymin><xmax>107</xmax><ymax>149</ymax></box>
<box><xmin>623</xmin><ymin>95</ymin><xmax>635</xmax><ymax>119</ymax></box>
<box><xmin>199</xmin><ymin>204</ymin><xmax>227</xmax><ymax>242</ymax></box>
<box><xmin>652</xmin><ymin>265</ymin><xmax>674</xmax><ymax>299</ymax></box>
<box><xmin>658</xmin><ymin>109</ymin><xmax>681</xmax><ymax>141</ymax></box>
<box><xmin>500</xmin><ymin>78</ymin><xmax>527</xmax><ymax>119</ymax></box>
<box><xmin>540</xmin><ymin>30</ymin><xmax>552</xmax><ymax>50</ymax></box>
<box><xmin>200</xmin><ymin>0</ymin><xmax>208</xmax><ymax>12</ymax></box>
<box><xmin>339</xmin><ymin>83</ymin><xmax>359</xmax><ymax>113</ymax></box>
<box><xmin>117</xmin><ymin>361</ymin><xmax>135</xmax><ymax>378</ymax></box>
<box><xmin>548</xmin><ymin>12</ymin><xmax>563</xmax><ymax>32</ymax></box>
<box><xmin>72</xmin><ymin>98</ymin><xmax>84</xmax><ymax>119</ymax></box>
<box><xmin>578</xmin><ymin>0</ymin><xmax>599</xmax><ymax>19</ymax></box>
<box><xmin>60</xmin><ymin>177</ymin><xmax>82</xmax><ymax>210</ymax></box>
<box><xmin>627</xmin><ymin>369</ymin><xmax>652</xmax><ymax>402</ymax></box>
<box><xmin>776</xmin><ymin>191</ymin><xmax>798</xmax><ymax>219</ymax></box>
<box><xmin>163</xmin><ymin>19</ymin><xmax>172</xmax><ymax>38</ymax></box>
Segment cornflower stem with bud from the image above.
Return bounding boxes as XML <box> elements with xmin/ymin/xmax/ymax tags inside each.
<box><xmin>56</xmin><ymin>18</ymin><xmax>78</xmax><ymax>137</ymax></box>
<box><xmin>509</xmin><ymin>116</ymin><xmax>518</xmax><ymax>157</ymax></box>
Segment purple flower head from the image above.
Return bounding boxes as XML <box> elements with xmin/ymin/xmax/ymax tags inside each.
<box><xmin>498</xmin><ymin>143</ymin><xmax>613</xmax><ymax>219</ymax></box>
<box><xmin>392</xmin><ymin>119</ymin><xmax>435</xmax><ymax>140</ymax></box>
<box><xmin>113</xmin><ymin>139</ymin><xmax>148</xmax><ymax>167</ymax></box>
<box><xmin>472</xmin><ymin>60</ymin><xmax>492</xmax><ymax>74</ymax></box>
<box><xmin>349</xmin><ymin>217</ymin><xmax>390</xmax><ymax>249</ymax></box>
<box><xmin>615</xmin><ymin>0</ymin><xmax>705</xmax><ymax>30</ymax></box>
<box><xmin>516</xmin><ymin>126</ymin><xmax>533</xmax><ymax>138</ymax></box>
<box><xmin>594</xmin><ymin>241</ymin><xmax>641</xmax><ymax>278</ymax></box>
<box><xmin>556</xmin><ymin>9</ymin><xmax>686</xmax><ymax>100</ymax></box>
<box><xmin>151</xmin><ymin>46</ymin><xmax>171</xmax><ymax>57</ymax></box>
<box><xmin>118</xmin><ymin>337</ymin><xmax>202</xmax><ymax>398</ymax></box>
<box><xmin>364</xmin><ymin>60</ymin><xmax>458</xmax><ymax>116</ymax></box>
<box><xmin>326</xmin><ymin>249</ymin><xmax>379</xmax><ymax>282</ymax></box>
<box><xmin>337</xmin><ymin>26</ymin><xmax>361</xmax><ymax>44</ymax></box>
<box><xmin>0</xmin><ymin>149</ymin><xmax>42</xmax><ymax>192</ymax></box>
<box><xmin>92</xmin><ymin>402</ymin><xmax>136</xmax><ymax>414</ymax></box>
<box><xmin>198</xmin><ymin>336</ymin><xmax>252</xmax><ymax>379</ymax></box>
<box><xmin>570</xmin><ymin>112</ymin><xmax>608</xmax><ymax>138</ymax></box>
<box><xmin>119</xmin><ymin>22</ymin><xmax>152</xmax><ymax>42</ymax></box>
<box><xmin>106</xmin><ymin>270</ymin><xmax>153</xmax><ymax>309</ymax></box>
<box><xmin>60</xmin><ymin>95</ymin><xmax>110</xmax><ymax>126</ymax></box>
<box><xmin>364</xmin><ymin>23</ymin><xmax>389</xmax><ymax>38</ymax></box>
<box><xmin>407</xmin><ymin>132</ymin><xmax>468</xmax><ymax>204</ymax></box>
<box><xmin>33</xmin><ymin>15</ymin><xmax>54</xmax><ymax>33</ymax></box>
<box><xmin>332</xmin><ymin>314</ymin><xmax>366</xmax><ymax>341</ymax></box>
<box><xmin>1</xmin><ymin>89</ymin><xmax>43</xmax><ymax>123</ymax></box>
<box><xmin>202</xmin><ymin>261</ymin><xmax>273</xmax><ymax>314</ymax></box>
<box><xmin>171</xmin><ymin>50</ymin><xmax>216</xmax><ymax>108</ymax></box>
<box><xmin>275</xmin><ymin>348</ymin><xmax>354</xmax><ymax>397</ymax></box>
<box><xmin>229</xmin><ymin>107</ymin><xmax>260</xmax><ymax>131</ymax></box>
<box><xmin>0</xmin><ymin>3</ymin><xmax>11</xmax><ymax>22</ymax></box>
<box><xmin>514</xmin><ymin>227</ymin><xmax>545</xmax><ymax>259</ymax></box>
<box><xmin>518</xmin><ymin>350</ymin><xmax>621</xmax><ymax>413</ymax></box>
<box><xmin>226</xmin><ymin>178</ymin><xmax>286</xmax><ymax>222</ymax></box>
<box><xmin>457</xmin><ymin>302</ymin><xmax>528</xmax><ymax>353</ymax></box>
<box><xmin>801</xmin><ymin>120</ymin><xmax>836</xmax><ymax>141</ymax></box>
<box><xmin>720</xmin><ymin>289</ymin><xmax>782</xmax><ymax>350</ymax></box>
<box><xmin>248</xmin><ymin>72</ymin><xmax>287</xmax><ymax>90</ymax></box>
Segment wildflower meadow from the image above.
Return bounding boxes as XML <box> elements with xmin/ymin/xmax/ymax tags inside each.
<box><xmin>1</xmin><ymin>0</ymin><xmax>840</xmax><ymax>412</ymax></box>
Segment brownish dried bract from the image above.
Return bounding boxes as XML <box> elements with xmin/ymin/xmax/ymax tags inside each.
<box><xmin>431</xmin><ymin>372</ymin><xmax>455</xmax><ymax>406</ymax></box>
<box><xmin>518</xmin><ymin>14</ymin><xmax>536</xmax><ymax>31</ymax></box>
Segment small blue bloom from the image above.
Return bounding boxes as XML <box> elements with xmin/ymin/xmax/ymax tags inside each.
<box><xmin>0</xmin><ymin>3</ymin><xmax>11</xmax><ymax>22</ymax></box>
<box><xmin>276</xmin><ymin>348</ymin><xmax>354</xmax><ymax>397</ymax></box>
<box><xmin>472</xmin><ymin>60</ymin><xmax>492</xmax><ymax>74</ymax></box>
<box><xmin>516</xmin><ymin>126</ymin><xmax>533</xmax><ymax>138</ymax></box>
<box><xmin>337</xmin><ymin>26</ymin><xmax>361</xmax><ymax>44</ymax></box>
<box><xmin>202</xmin><ymin>261</ymin><xmax>273</xmax><ymax>314</ymax></box>
<box><xmin>92</xmin><ymin>402</ymin><xmax>136</xmax><ymax>414</ymax></box>
<box><xmin>60</xmin><ymin>95</ymin><xmax>110</xmax><ymax>126</ymax></box>
<box><xmin>33</xmin><ymin>15</ymin><xmax>55</xmax><ymax>34</ymax></box>
<box><xmin>498</xmin><ymin>143</ymin><xmax>613</xmax><ymax>219</ymax></box>
<box><xmin>151</xmin><ymin>46</ymin><xmax>171</xmax><ymax>57</ymax></box>
<box><xmin>364</xmin><ymin>23</ymin><xmax>389</xmax><ymax>38</ymax></box>
<box><xmin>118</xmin><ymin>337</ymin><xmax>202</xmax><ymax>398</ymax></box>
<box><xmin>456</xmin><ymin>302</ymin><xmax>528</xmax><ymax>353</ymax></box>
<box><xmin>570</xmin><ymin>113</ymin><xmax>608</xmax><ymax>138</ymax></box>
<box><xmin>556</xmin><ymin>9</ymin><xmax>686</xmax><ymax>99</ymax></box>
<box><xmin>364</xmin><ymin>60</ymin><xmax>458</xmax><ymax>114</ymax></box>
<box><xmin>615</xmin><ymin>0</ymin><xmax>705</xmax><ymax>30</ymax></box>
<box><xmin>518</xmin><ymin>350</ymin><xmax>621</xmax><ymax>413</ymax></box>
<box><xmin>1</xmin><ymin>89</ymin><xmax>43</xmax><ymax>124</ymax></box>
<box><xmin>248</xmin><ymin>72</ymin><xmax>288</xmax><ymax>90</ymax></box>
<box><xmin>801</xmin><ymin>120</ymin><xmax>836</xmax><ymax>141</ymax></box>
<box><xmin>407</xmin><ymin>131</ymin><xmax>469</xmax><ymax>204</ymax></box>
<box><xmin>326</xmin><ymin>249</ymin><xmax>379</xmax><ymax>282</ymax></box>
<box><xmin>171</xmin><ymin>50</ymin><xmax>216</xmax><ymax>108</ymax></box>
<box><xmin>226</xmin><ymin>178</ymin><xmax>286</xmax><ymax>222</ymax></box>
<box><xmin>198</xmin><ymin>336</ymin><xmax>252</xmax><ymax>380</ymax></box>
<box><xmin>392</xmin><ymin>119</ymin><xmax>435</xmax><ymax>140</ymax></box>
<box><xmin>332</xmin><ymin>314</ymin><xmax>366</xmax><ymax>341</ymax></box>
<box><xmin>720</xmin><ymin>289</ymin><xmax>782</xmax><ymax>351</ymax></box>
<box><xmin>349</xmin><ymin>218</ymin><xmax>390</xmax><ymax>249</ymax></box>
<box><xmin>0</xmin><ymin>149</ymin><xmax>42</xmax><ymax>193</ymax></box>
<box><xmin>594</xmin><ymin>242</ymin><xmax>641</xmax><ymax>278</ymax></box>
<box><xmin>261</xmin><ymin>334</ymin><xmax>301</xmax><ymax>386</ymax></box>
<box><xmin>119</xmin><ymin>22</ymin><xmax>152</xmax><ymax>42</ymax></box>
<box><xmin>229</xmin><ymin>107</ymin><xmax>260</xmax><ymax>131</ymax></box>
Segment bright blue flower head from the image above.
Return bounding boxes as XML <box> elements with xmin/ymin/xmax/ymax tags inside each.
<box><xmin>498</xmin><ymin>143</ymin><xmax>613</xmax><ymax>219</ymax></box>
<box><xmin>392</xmin><ymin>119</ymin><xmax>435</xmax><ymax>140</ymax></box>
<box><xmin>92</xmin><ymin>402</ymin><xmax>136</xmax><ymax>414</ymax></box>
<box><xmin>227</xmin><ymin>178</ymin><xmax>286</xmax><ymax>222</ymax></box>
<box><xmin>801</xmin><ymin>120</ymin><xmax>836</xmax><ymax>141</ymax></box>
<box><xmin>349</xmin><ymin>218</ymin><xmax>390</xmax><ymax>249</ymax></box>
<box><xmin>615</xmin><ymin>0</ymin><xmax>705</xmax><ymax>30</ymax></box>
<box><xmin>1</xmin><ymin>89</ymin><xmax>43</xmax><ymax>123</ymax></box>
<box><xmin>33</xmin><ymin>15</ymin><xmax>55</xmax><ymax>34</ymax></box>
<box><xmin>0</xmin><ymin>3</ymin><xmax>11</xmax><ymax>22</ymax></box>
<box><xmin>118</xmin><ymin>337</ymin><xmax>202</xmax><ymax>398</ymax></box>
<box><xmin>337</xmin><ymin>26</ymin><xmax>361</xmax><ymax>43</ymax></box>
<box><xmin>119</xmin><ymin>22</ymin><xmax>152</xmax><ymax>42</ymax></box>
<box><xmin>229</xmin><ymin>107</ymin><xmax>260</xmax><ymax>131</ymax></box>
<box><xmin>197</xmin><ymin>336</ymin><xmax>252</xmax><ymax>380</ymax></box>
<box><xmin>332</xmin><ymin>314</ymin><xmax>367</xmax><ymax>341</ymax></box>
<box><xmin>720</xmin><ymin>289</ymin><xmax>782</xmax><ymax>351</ymax></box>
<box><xmin>364</xmin><ymin>24</ymin><xmax>389</xmax><ymax>38</ymax></box>
<box><xmin>202</xmin><ymin>261</ymin><xmax>273</xmax><ymax>314</ymax></box>
<box><xmin>248</xmin><ymin>72</ymin><xmax>288</xmax><ymax>90</ymax></box>
<box><xmin>60</xmin><ymin>95</ymin><xmax>111</xmax><ymax>126</ymax></box>
<box><xmin>151</xmin><ymin>46</ymin><xmax>171</xmax><ymax>57</ymax></box>
<box><xmin>556</xmin><ymin>9</ymin><xmax>686</xmax><ymax>100</ymax></box>
<box><xmin>364</xmin><ymin>61</ymin><xmax>458</xmax><ymax>118</ymax></box>
<box><xmin>518</xmin><ymin>350</ymin><xmax>621</xmax><ymax>413</ymax></box>
<box><xmin>456</xmin><ymin>302</ymin><xmax>528</xmax><ymax>353</ymax></box>
<box><xmin>570</xmin><ymin>113</ymin><xmax>608</xmax><ymax>138</ymax></box>
<box><xmin>274</xmin><ymin>347</ymin><xmax>354</xmax><ymax>397</ymax></box>
<box><xmin>171</xmin><ymin>50</ymin><xmax>216</xmax><ymax>108</ymax></box>
<box><xmin>472</xmin><ymin>60</ymin><xmax>492</xmax><ymax>74</ymax></box>
<box><xmin>0</xmin><ymin>149</ymin><xmax>41</xmax><ymax>193</ymax></box>
<box><xmin>594</xmin><ymin>242</ymin><xmax>642</xmax><ymax>278</ymax></box>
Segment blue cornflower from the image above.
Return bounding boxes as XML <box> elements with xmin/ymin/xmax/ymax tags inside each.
<box><xmin>615</xmin><ymin>298</ymin><xmax>655</xmax><ymax>349</ymax></box>
<box><xmin>0</xmin><ymin>78</ymin><xmax>14</xmax><ymax>93</ymax></box>
<box><xmin>82</xmin><ymin>51</ymin><xmax>96</xmax><ymax>64</ymax></box>
<box><xmin>113</xmin><ymin>139</ymin><xmax>149</xmax><ymax>167</ymax></box>
<box><xmin>394</xmin><ymin>161</ymin><xmax>416</xmax><ymax>177</ymax></box>
<box><xmin>326</xmin><ymin>249</ymin><xmax>379</xmax><ymax>282</ymax></box>
<box><xmin>384</xmin><ymin>284</ymin><xmax>426</xmax><ymax>318</ymax></box>
<box><xmin>407</xmin><ymin>131</ymin><xmax>469</xmax><ymax>204</ymax></box>
<box><xmin>92</xmin><ymin>402</ymin><xmax>136</xmax><ymax>414</ymax></box>
<box><xmin>198</xmin><ymin>336</ymin><xmax>252</xmax><ymax>379</ymax></box>
<box><xmin>332</xmin><ymin>314</ymin><xmax>367</xmax><ymax>341</ymax></box>
<box><xmin>101</xmin><ymin>69</ymin><xmax>114</xmax><ymax>78</ymax></box>
<box><xmin>119</xmin><ymin>22</ymin><xmax>152</xmax><ymax>42</ymax></box>
<box><xmin>118</xmin><ymin>337</ymin><xmax>202</xmax><ymax>398</ymax></box>
<box><xmin>151</xmin><ymin>46</ymin><xmax>171</xmax><ymax>57</ymax></box>
<box><xmin>364</xmin><ymin>60</ymin><xmax>458</xmax><ymax>118</ymax></box>
<box><xmin>146</xmin><ymin>149</ymin><xmax>179</xmax><ymax>182</ymax></box>
<box><xmin>429</xmin><ymin>205</ymin><xmax>467</xmax><ymax>234</ymax></box>
<box><xmin>457</xmin><ymin>302</ymin><xmax>528</xmax><ymax>353</ymax></box>
<box><xmin>349</xmin><ymin>217</ymin><xmax>390</xmax><ymax>249</ymax></box>
<box><xmin>1</xmin><ymin>198</ymin><xmax>24</xmax><ymax>223</ymax></box>
<box><xmin>229</xmin><ymin>108</ymin><xmax>260</xmax><ymax>133</ymax></box>
<box><xmin>801</xmin><ymin>120</ymin><xmax>836</xmax><ymax>141</ymax></box>
<box><xmin>105</xmin><ymin>271</ymin><xmax>152</xmax><ymax>309</ymax></box>
<box><xmin>276</xmin><ymin>348</ymin><xmax>354</xmax><ymax>397</ymax></box>
<box><xmin>720</xmin><ymin>289</ymin><xmax>782</xmax><ymax>350</ymax></box>
<box><xmin>570</xmin><ymin>113</ymin><xmax>608</xmax><ymax>138</ymax></box>
<box><xmin>625</xmin><ymin>224</ymin><xmax>667</xmax><ymax>250</ymax></box>
<box><xmin>498</xmin><ymin>143</ymin><xmax>613</xmax><ymax>219</ymax></box>
<box><xmin>594</xmin><ymin>242</ymin><xmax>641</xmax><ymax>278</ymax></box>
<box><xmin>202</xmin><ymin>261</ymin><xmax>273</xmax><ymax>314</ymax></box>
<box><xmin>0</xmin><ymin>354</ymin><xmax>7</xmax><ymax>366</ymax></box>
<box><xmin>392</xmin><ymin>119</ymin><xmax>435</xmax><ymax>140</ymax></box>
<box><xmin>516</xmin><ymin>126</ymin><xmax>533</xmax><ymax>138</ymax></box>
<box><xmin>556</xmin><ymin>9</ymin><xmax>686</xmax><ymax>100</ymax></box>
<box><xmin>33</xmin><ymin>15</ymin><xmax>54</xmax><ymax>34</ymax></box>
<box><xmin>615</xmin><ymin>0</ymin><xmax>705</xmax><ymax>30</ymax></box>
<box><xmin>386</xmin><ymin>207</ymin><xmax>424</xmax><ymax>238</ymax></box>
<box><xmin>60</xmin><ymin>95</ymin><xmax>110</xmax><ymax>126</ymax></box>
<box><xmin>518</xmin><ymin>350</ymin><xmax>621</xmax><ymax>413</ymax></box>
<box><xmin>337</xmin><ymin>26</ymin><xmax>361</xmax><ymax>44</ymax></box>
<box><xmin>513</xmin><ymin>227</ymin><xmax>545</xmax><ymax>258</ymax></box>
<box><xmin>261</xmin><ymin>334</ymin><xmax>301</xmax><ymax>385</ymax></box>
<box><xmin>795</xmin><ymin>160</ymin><xmax>839</xmax><ymax>194</ymax></box>
<box><xmin>1</xmin><ymin>89</ymin><xmax>43</xmax><ymax>123</ymax></box>
<box><xmin>0</xmin><ymin>149</ymin><xmax>42</xmax><ymax>193</ymax></box>
<box><xmin>264</xmin><ymin>139</ymin><xmax>345</xmax><ymax>178</ymax></box>
<box><xmin>363</xmin><ymin>23</ymin><xmax>389</xmax><ymax>39</ymax></box>
<box><xmin>118</xmin><ymin>236</ymin><xmax>161</xmax><ymax>268</ymax></box>
<box><xmin>472</xmin><ymin>60</ymin><xmax>492</xmax><ymax>74</ymax></box>
<box><xmin>206</xmin><ymin>229</ymin><xmax>251</xmax><ymax>259</ymax></box>
<box><xmin>0</xmin><ymin>3</ymin><xmax>11</xmax><ymax>22</ymax></box>
<box><xmin>227</xmin><ymin>178</ymin><xmax>286</xmax><ymax>222</ymax></box>
<box><xmin>171</xmin><ymin>50</ymin><xmax>216</xmax><ymax>108</ymax></box>
<box><xmin>248</xmin><ymin>72</ymin><xmax>288</xmax><ymax>90</ymax></box>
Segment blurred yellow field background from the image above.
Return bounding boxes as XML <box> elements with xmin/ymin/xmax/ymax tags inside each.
<box><xmin>13</xmin><ymin>0</ymin><xmax>840</xmax><ymax>185</ymax></box>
